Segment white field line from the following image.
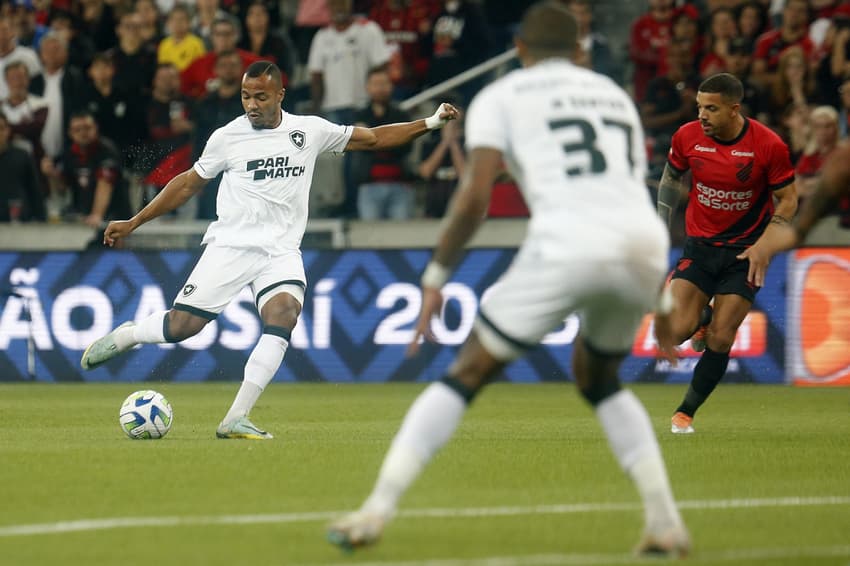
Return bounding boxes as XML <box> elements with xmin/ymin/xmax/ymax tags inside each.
<box><xmin>1</xmin><ymin>495</ymin><xmax>849</xmax><ymax>538</ymax></box>
<box><xmin>320</xmin><ymin>545</ymin><xmax>850</xmax><ymax>566</ymax></box>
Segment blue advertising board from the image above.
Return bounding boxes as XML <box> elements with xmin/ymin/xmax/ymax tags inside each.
<box><xmin>0</xmin><ymin>250</ymin><xmax>787</xmax><ymax>383</ymax></box>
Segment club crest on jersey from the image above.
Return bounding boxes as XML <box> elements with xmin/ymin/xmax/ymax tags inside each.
<box><xmin>290</xmin><ymin>130</ymin><xmax>306</xmax><ymax>149</ymax></box>
<box><xmin>182</xmin><ymin>283</ymin><xmax>197</xmax><ymax>297</ymax></box>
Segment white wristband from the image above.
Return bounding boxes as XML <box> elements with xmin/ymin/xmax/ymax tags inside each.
<box><xmin>425</xmin><ymin>103</ymin><xmax>449</xmax><ymax>130</ymax></box>
<box><xmin>655</xmin><ymin>286</ymin><xmax>675</xmax><ymax>315</ymax></box>
<box><xmin>421</xmin><ymin>261</ymin><xmax>451</xmax><ymax>289</ymax></box>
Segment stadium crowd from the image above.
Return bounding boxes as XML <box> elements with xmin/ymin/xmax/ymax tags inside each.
<box><xmin>0</xmin><ymin>0</ymin><xmax>849</xmax><ymax>234</ymax></box>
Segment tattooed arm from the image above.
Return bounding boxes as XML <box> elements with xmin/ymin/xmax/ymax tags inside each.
<box><xmin>657</xmin><ymin>163</ymin><xmax>689</xmax><ymax>228</ymax></box>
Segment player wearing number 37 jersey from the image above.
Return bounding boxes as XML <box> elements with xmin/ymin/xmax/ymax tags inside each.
<box><xmin>328</xmin><ymin>1</ymin><xmax>689</xmax><ymax>558</ymax></box>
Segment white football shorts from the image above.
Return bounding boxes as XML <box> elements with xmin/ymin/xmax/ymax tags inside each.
<box><xmin>173</xmin><ymin>244</ymin><xmax>306</xmax><ymax>319</ymax></box>
<box><xmin>475</xmin><ymin>247</ymin><xmax>667</xmax><ymax>361</ymax></box>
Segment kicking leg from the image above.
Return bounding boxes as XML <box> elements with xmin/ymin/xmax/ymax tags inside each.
<box><xmin>327</xmin><ymin>331</ymin><xmax>505</xmax><ymax>550</ymax></box>
<box><xmin>80</xmin><ymin>309</ymin><xmax>210</xmax><ymax>370</ymax></box>
<box><xmin>573</xmin><ymin>335</ymin><xmax>689</xmax><ymax>558</ymax></box>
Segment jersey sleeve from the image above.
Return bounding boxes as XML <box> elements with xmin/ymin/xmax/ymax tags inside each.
<box><xmin>193</xmin><ymin>128</ymin><xmax>228</xmax><ymax>179</ymax></box>
<box><xmin>464</xmin><ymin>86</ymin><xmax>508</xmax><ymax>152</ymax></box>
<box><xmin>314</xmin><ymin>116</ymin><xmax>355</xmax><ymax>154</ymax></box>
<box><xmin>666</xmin><ymin>128</ymin><xmax>689</xmax><ymax>173</ymax></box>
<box><xmin>765</xmin><ymin>135</ymin><xmax>795</xmax><ymax>190</ymax></box>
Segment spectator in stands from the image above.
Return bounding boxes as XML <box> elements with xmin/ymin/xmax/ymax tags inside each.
<box><xmin>765</xmin><ymin>45</ymin><xmax>814</xmax><ymax>126</ymax></box>
<box><xmin>725</xmin><ymin>37</ymin><xmax>769</xmax><ymax>123</ymax></box>
<box><xmin>29</xmin><ymin>31</ymin><xmax>86</xmax><ymax>162</ymax></box>
<box><xmin>752</xmin><ymin>0</ymin><xmax>814</xmax><ymax>89</ymax></box>
<box><xmin>700</xmin><ymin>7</ymin><xmax>738</xmax><ymax>77</ymax></box>
<box><xmin>815</xmin><ymin>13</ymin><xmax>850</xmax><ymax>109</ymax></box>
<box><xmin>293</xmin><ymin>0</ymin><xmax>330</xmax><ymax>65</ymax></box>
<box><xmin>238</xmin><ymin>1</ymin><xmax>296</xmax><ymax>83</ymax></box>
<box><xmin>1</xmin><ymin>61</ymin><xmax>48</xmax><ymax>164</ymax></box>
<box><xmin>629</xmin><ymin>0</ymin><xmax>674</xmax><ymax>102</ymax></box>
<box><xmin>48</xmin><ymin>10</ymin><xmax>95</xmax><ymax>73</ymax></box>
<box><xmin>351</xmin><ymin>68</ymin><xmax>414</xmax><ymax>220</ymax></box>
<box><xmin>796</xmin><ymin>105</ymin><xmax>840</xmax><ymax>201</ymax></box>
<box><xmin>417</xmin><ymin>96</ymin><xmax>464</xmax><ymax>218</ymax></box>
<box><xmin>140</xmin><ymin>63</ymin><xmax>194</xmax><ymax>216</ymax></box>
<box><xmin>135</xmin><ymin>0</ymin><xmax>163</xmax><ymax>45</ymax></box>
<box><xmin>107</xmin><ymin>11</ymin><xmax>158</xmax><ymax>100</ymax></box>
<box><xmin>181</xmin><ymin>15</ymin><xmax>261</xmax><ymax>99</ymax></box>
<box><xmin>656</xmin><ymin>5</ymin><xmax>701</xmax><ymax>77</ymax></box>
<box><xmin>11</xmin><ymin>0</ymin><xmax>47</xmax><ymax>50</ymax></box>
<box><xmin>640</xmin><ymin>38</ymin><xmax>700</xmax><ymax>173</ymax></box>
<box><xmin>737</xmin><ymin>1</ymin><xmax>769</xmax><ymax>46</ymax></box>
<box><xmin>192</xmin><ymin>49</ymin><xmax>243</xmax><ymax>220</ymax></box>
<box><xmin>370</xmin><ymin>0</ymin><xmax>440</xmax><ymax>96</ymax></box>
<box><xmin>41</xmin><ymin>111</ymin><xmax>130</xmax><ymax>232</ymax></box>
<box><xmin>839</xmin><ymin>78</ymin><xmax>850</xmax><ymax>137</ymax></box>
<box><xmin>308</xmin><ymin>0</ymin><xmax>390</xmax><ymax>122</ymax></box>
<box><xmin>0</xmin><ymin>13</ymin><xmax>42</xmax><ymax>100</ymax></box>
<box><xmin>157</xmin><ymin>5</ymin><xmax>206</xmax><ymax>72</ymax></box>
<box><xmin>780</xmin><ymin>100</ymin><xmax>810</xmax><ymax>162</ymax></box>
<box><xmin>424</xmin><ymin>0</ymin><xmax>492</xmax><ymax>100</ymax></box>
<box><xmin>83</xmin><ymin>53</ymin><xmax>147</xmax><ymax>168</ymax></box>
<box><xmin>0</xmin><ymin>112</ymin><xmax>44</xmax><ymax>222</ymax></box>
<box><xmin>76</xmin><ymin>0</ymin><xmax>118</xmax><ymax>52</ymax></box>
<box><xmin>562</xmin><ymin>0</ymin><xmax>618</xmax><ymax>82</ymax></box>
<box><xmin>193</xmin><ymin>0</ymin><xmax>226</xmax><ymax>49</ymax></box>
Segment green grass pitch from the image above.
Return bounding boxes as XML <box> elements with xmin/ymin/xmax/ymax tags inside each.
<box><xmin>1</xmin><ymin>383</ymin><xmax>849</xmax><ymax>565</ymax></box>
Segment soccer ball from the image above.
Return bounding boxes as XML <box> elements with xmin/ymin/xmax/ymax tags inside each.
<box><xmin>119</xmin><ymin>390</ymin><xmax>173</xmax><ymax>439</ymax></box>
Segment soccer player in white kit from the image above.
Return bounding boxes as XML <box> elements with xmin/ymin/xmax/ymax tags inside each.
<box><xmin>80</xmin><ymin>61</ymin><xmax>459</xmax><ymax>440</ymax></box>
<box><xmin>328</xmin><ymin>2</ymin><xmax>690</xmax><ymax>557</ymax></box>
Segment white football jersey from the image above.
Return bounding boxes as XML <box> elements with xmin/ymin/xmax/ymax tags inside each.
<box><xmin>193</xmin><ymin>113</ymin><xmax>353</xmax><ymax>255</ymax></box>
<box><xmin>465</xmin><ymin>59</ymin><xmax>668</xmax><ymax>262</ymax></box>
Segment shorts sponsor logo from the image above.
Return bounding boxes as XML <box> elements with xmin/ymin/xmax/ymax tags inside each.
<box><xmin>695</xmin><ymin>181</ymin><xmax>752</xmax><ymax>211</ymax></box>
<box><xmin>677</xmin><ymin>258</ymin><xmax>693</xmax><ymax>272</ymax></box>
<box><xmin>246</xmin><ymin>156</ymin><xmax>306</xmax><ymax>180</ymax></box>
<box><xmin>694</xmin><ymin>144</ymin><xmax>717</xmax><ymax>153</ymax></box>
<box><xmin>182</xmin><ymin>283</ymin><xmax>196</xmax><ymax>297</ymax></box>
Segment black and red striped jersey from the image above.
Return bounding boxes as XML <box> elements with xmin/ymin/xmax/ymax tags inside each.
<box><xmin>668</xmin><ymin>118</ymin><xmax>794</xmax><ymax>247</ymax></box>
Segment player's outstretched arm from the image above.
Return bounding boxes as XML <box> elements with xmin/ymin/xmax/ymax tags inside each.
<box><xmin>408</xmin><ymin>147</ymin><xmax>501</xmax><ymax>356</ymax></box>
<box><xmin>755</xmin><ymin>144</ymin><xmax>850</xmax><ymax>260</ymax></box>
<box><xmin>103</xmin><ymin>168</ymin><xmax>207</xmax><ymax>246</ymax></box>
<box><xmin>736</xmin><ymin>182</ymin><xmax>798</xmax><ymax>287</ymax></box>
<box><xmin>657</xmin><ymin>163</ymin><xmax>688</xmax><ymax>228</ymax></box>
<box><xmin>344</xmin><ymin>103</ymin><xmax>460</xmax><ymax>152</ymax></box>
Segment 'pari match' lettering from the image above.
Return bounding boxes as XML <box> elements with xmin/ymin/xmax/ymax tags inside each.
<box><xmin>246</xmin><ymin>156</ymin><xmax>306</xmax><ymax>180</ymax></box>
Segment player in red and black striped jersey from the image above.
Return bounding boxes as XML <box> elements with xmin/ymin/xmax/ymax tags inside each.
<box><xmin>655</xmin><ymin>73</ymin><xmax>798</xmax><ymax>434</ymax></box>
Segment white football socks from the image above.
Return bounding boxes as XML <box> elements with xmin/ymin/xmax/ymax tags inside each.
<box><xmin>222</xmin><ymin>333</ymin><xmax>289</xmax><ymax>425</ymax></box>
<box><xmin>361</xmin><ymin>381</ymin><xmax>467</xmax><ymax>517</ymax></box>
<box><xmin>596</xmin><ymin>389</ymin><xmax>683</xmax><ymax>533</ymax></box>
<box><xmin>113</xmin><ymin>311</ymin><xmax>167</xmax><ymax>349</ymax></box>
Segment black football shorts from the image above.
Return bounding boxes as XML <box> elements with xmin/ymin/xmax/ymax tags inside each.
<box><xmin>671</xmin><ymin>239</ymin><xmax>758</xmax><ymax>302</ymax></box>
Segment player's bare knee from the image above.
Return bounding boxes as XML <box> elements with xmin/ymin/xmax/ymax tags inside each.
<box><xmin>165</xmin><ymin>310</ymin><xmax>209</xmax><ymax>342</ymax></box>
<box><xmin>260</xmin><ymin>296</ymin><xmax>302</xmax><ymax>329</ymax></box>
<box><xmin>705</xmin><ymin>328</ymin><xmax>735</xmax><ymax>352</ymax></box>
<box><xmin>671</xmin><ymin>316</ymin><xmax>700</xmax><ymax>345</ymax></box>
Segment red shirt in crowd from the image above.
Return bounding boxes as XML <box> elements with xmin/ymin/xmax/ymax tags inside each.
<box><xmin>181</xmin><ymin>49</ymin><xmax>266</xmax><ymax>99</ymax></box>
<box><xmin>629</xmin><ymin>12</ymin><xmax>672</xmax><ymax>102</ymax></box>
<box><xmin>753</xmin><ymin>29</ymin><xmax>815</xmax><ymax>72</ymax></box>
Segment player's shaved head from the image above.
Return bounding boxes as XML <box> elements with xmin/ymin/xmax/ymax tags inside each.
<box><xmin>244</xmin><ymin>60</ymin><xmax>282</xmax><ymax>89</ymax></box>
<box><xmin>517</xmin><ymin>1</ymin><xmax>577</xmax><ymax>58</ymax></box>
<box><xmin>698</xmin><ymin>73</ymin><xmax>744</xmax><ymax>104</ymax></box>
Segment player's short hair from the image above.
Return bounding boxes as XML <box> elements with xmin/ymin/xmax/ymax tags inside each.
<box><xmin>69</xmin><ymin>109</ymin><xmax>96</xmax><ymax>123</ymax></box>
<box><xmin>517</xmin><ymin>1</ymin><xmax>577</xmax><ymax>57</ymax></box>
<box><xmin>244</xmin><ymin>60</ymin><xmax>283</xmax><ymax>88</ymax></box>
<box><xmin>698</xmin><ymin>73</ymin><xmax>744</xmax><ymax>104</ymax></box>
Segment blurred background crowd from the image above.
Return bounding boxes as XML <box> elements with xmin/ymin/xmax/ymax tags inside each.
<box><xmin>1</xmin><ymin>0</ymin><xmax>849</xmax><ymax>241</ymax></box>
